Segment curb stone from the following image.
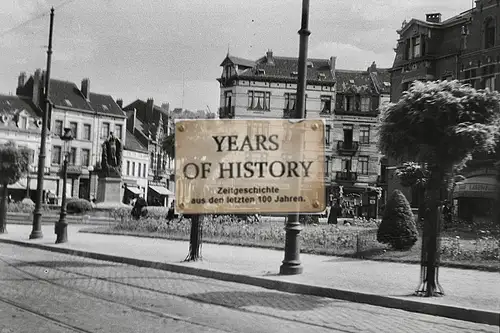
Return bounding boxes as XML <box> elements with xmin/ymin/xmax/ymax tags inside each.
<box><xmin>0</xmin><ymin>237</ymin><xmax>498</xmax><ymax>327</ymax></box>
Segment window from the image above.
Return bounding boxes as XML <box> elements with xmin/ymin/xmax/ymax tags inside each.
<box><xmin>81</xmin><ymin>149</ymin><xmax>90</xmax><ymax>166</ymax></box>
<box><xmin>248</xmin><ymin>91</ymin><xmax>271</xmax><ymax>111</ymax></box>
<box><xmin>70</xmin><ymin>148</ymin><xmax>77</xmax><ymax>165</ymax></box>
<box><xmin>70</xmin><ymin>122</ymin><xmax>78</xmax><ymax>139</ymax></box>
<box><xmin>132</xmin><ymin>162</ymin><xmax>136</xmax><ymax>176</ymax></box>
<box><xmin>143</xmin><ymin>163</ymin><xmax>147</xmax><ymax>178</ymax></box>
<box><xmin>359</xmin><ymin>156</ymin><xmax>369</xmax><ymax>175</ymax></box>
<box><xmin>115</xmin><ymin>124</ymin><xmax>122</xmax><ymax>140</ymax></box>
<box><xmin>17</xmin><ymin>115</ymin><xmax>28</xmax><ymax>129</ymax></box>
<box><xmin>150</xmin><ymin>152</ymin><xmax>154</xmax><ymax>167</ymax></box>
<box><xmin>320</xmin><ymin>96</ymin><xmax>332</xmax><ymax>113</ymax></box>
<box><xmin>101</xmin><ymin>122</ymin><xmax>110</xmax><ymax>138</ymax></box>
<box><xmin>485</xmin><ymin>77</ymin><xmax>495</xmax><ymax>91</ymax></box>
<box><xmin>325</xmin><ymin>125</ymin><xmax>331</xmax><ymax>145</ymax></box>
<box><xmin>224</xmin><ymin>91</ymin><xmax>232</xmax><ymax>107</ymax></box>
<box><xmin>485</xmin><ymin>18</ymin><xmax>495</xmax><ymax>49</ymax></box>
<box><xmin>341</xmin><ymin>158</ymin><xmax>352</xmax><ymax>172</ymax></box>
<box><xmin>138</xmin><ymin>163</ymin><xmax>141</xmax><ymax>178</ymax></box>
<box><xmin>412</xmin><ymin>36</ymin><xmax>421</xmax><ymax>58</ymax></box>
<box><xmin>360</xmin><ymin>125</ymin><xmax>370</xmax><ymax>144</ymax></box>
<box><xmin>325</xmin><ymin>158</ymin><xmax>330</xmax><ymax>177</ymax></box>
<box><xmin>360</xmin><ymin>97</ymin><xmax>370</xmax><ymax>112</ymax></box>
<box><xmin>51</xmin><ymin>146</ymin><xmax>61</xmax><ymax>165</ymax></box>
<box><xmin>54</xmin><ymin>120</ymin><xmax>63</xmax><ymax>136</ymax></box>
<box><xmin>83</xmin><ymin>124</ymin><xmax>91</xmax><ymax>140</ymax></box>
<box><xmin>346</xmin><ymin>96</ymin><xmax>355</xmax><ymax>111</ymax></box>
<box><xmin>126</xmin><ymin>161</ymin><xmax>130</xmax><ymax>175</ymax></box>
<box><xmin>284</xmin><ymin>93</ymin><xmax>296</xmax><ymax>110</ymax></box>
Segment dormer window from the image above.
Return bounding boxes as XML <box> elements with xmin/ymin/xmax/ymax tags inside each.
<box><xmin>291</xmin><ymin>71</ymin><xmax>298</xmax><ymax>77</ymax></box>
<box><xmin>63</xmin><ymin>99</ymin><xmax>72</xmax><ymax>107</ymax></box>
<box><xmin>318</xmin><ymin>73</ymin><xmax>326</xmax><ymax>80</ymax></box>
<box><xmin>257</xmin><ymin>69</ymin><xmax>265</xmax><ymax>75</ymax></box>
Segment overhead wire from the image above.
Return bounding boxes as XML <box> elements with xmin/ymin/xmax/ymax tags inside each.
<box><xmin>0</xmin><ymin>0</ymin><xmax>80</xmax><ymax>38</ymax></box>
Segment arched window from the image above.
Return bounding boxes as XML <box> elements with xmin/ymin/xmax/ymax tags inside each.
<box><xmin>484</xmin><ymin>17</ymin><xmax>495</xmax><ymax>49</ymax></box>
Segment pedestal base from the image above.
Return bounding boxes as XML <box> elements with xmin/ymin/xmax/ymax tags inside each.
<box><xmin>96</xmin><ymin>177</ymin><xmax>123</xmax><ymax>207</ymax></box>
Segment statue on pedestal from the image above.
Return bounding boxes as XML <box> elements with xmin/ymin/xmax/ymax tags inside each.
<box><xmin>100</xmin><ymin>132</ymin><xmax>123</xmax><ymax>178</ymax></box>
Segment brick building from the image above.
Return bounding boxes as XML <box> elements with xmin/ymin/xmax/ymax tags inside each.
<box><xmin>388</xmin><ymin>1</ymin><xmax>500</xmax><ymax>217</ymax></box>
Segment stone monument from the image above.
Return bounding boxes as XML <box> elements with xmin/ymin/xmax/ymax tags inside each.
<box><xmin>96</xmin><ymin>132</ymin><xmax>125</xmax><ymax>208</ymax></box>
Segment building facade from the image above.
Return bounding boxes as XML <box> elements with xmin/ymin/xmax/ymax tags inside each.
<box><xmin>218</xmin><ymin>51</ymin><xmax>388</xmax><ymax>217</ymax></box>
<box><xmin>123</xmin><ymin>99</ymin><xmax>174</xmax><ymax>206</ymax></box>
<box><xmin>388</xmin><ymin>1</ymin><xmax>500</xmax><ymax>216</ymax></box>
<box><xmin>122</xmin><ymin>129</ymin><xmax>150</xmax><ymax>203</ymax></box>
<box><xmin>15</xmin><ymin>70</ymin><xmax>129</xmax><ymax>203</ymax></box>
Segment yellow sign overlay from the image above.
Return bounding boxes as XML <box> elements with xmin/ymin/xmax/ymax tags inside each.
<box><xmin>175</xmin><ymin>119</ymin><xmax>325</xmax><ymax>214</ymax></box>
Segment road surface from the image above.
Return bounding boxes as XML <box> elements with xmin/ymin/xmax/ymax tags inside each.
<box><xmin>0</xmin><ymin>243</ymin><xmax>496</xmax><ymax>333</ymax></box>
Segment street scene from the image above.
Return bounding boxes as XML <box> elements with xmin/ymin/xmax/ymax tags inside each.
<box><xmin>1</xmin><ymin>0</ymin><xmax>500</xmax><ymax>332</ymax></box>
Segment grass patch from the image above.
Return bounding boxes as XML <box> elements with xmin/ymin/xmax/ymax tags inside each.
<box><xmin>80</xmin><ymin>215</ymin><xmax>500</xmax><ymax>272</ymax></box>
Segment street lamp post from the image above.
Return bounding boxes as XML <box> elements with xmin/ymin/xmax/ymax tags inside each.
<box><xmin>55</xmin><ymin>128</ymin><xmax>73</xmax><ymax>244</ymax></box>
<box><xmin>280</xmin><ymin>0</ymin><xmax>310</xmax><ymax>275</ymax></box>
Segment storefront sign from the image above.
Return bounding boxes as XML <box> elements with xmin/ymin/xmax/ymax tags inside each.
<box><xmin>175</xmin><ymin>119</ymin><xmax>326</xmax><ymax>214</ymax></box>
<box><xmin>453</xmin><ymin>180</ymin><xmax>499</xmax><ymax>199</ymax></box>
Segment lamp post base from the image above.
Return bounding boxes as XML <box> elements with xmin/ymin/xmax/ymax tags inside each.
<box><xmin>279</xmin><ymin>262</ymin><xmax>304</xmax><ymax>275</ymax></box>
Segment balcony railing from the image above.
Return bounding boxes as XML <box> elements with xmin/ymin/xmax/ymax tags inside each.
<box><xmin>334</xmin><ymin>108</ymin><xmax>379</xmax><ymax>117</ymax></box>
<box><xmin>337</xmin><ymin>141</ymin><xmax>359</xmax><ymax>155</ymax></box>
<box><xmin>219</xmin><ymin>106</ymin><xmax>235</xmax><ymax>119</ymax></box>
<box><xmin>336</xmin><ymin>171</ymin><xmax>357</xmax><ymax>182</ymax></box>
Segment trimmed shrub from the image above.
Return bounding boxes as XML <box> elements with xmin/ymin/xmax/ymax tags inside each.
<box><xmin>377</xmin><ymin>189</ymin><xmax>418</xmax><ymax>250</ymax></box>
<box><xmin>66</xmin><ymin>198</ymin><xmax>93</xmax><ymax>214</ymax></box>
<box><xmin>300</xmin><ymin>215</ymin><xmax>319</xmax><ymax>225</ymax></box>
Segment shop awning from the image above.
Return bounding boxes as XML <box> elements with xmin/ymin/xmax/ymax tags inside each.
<box><xmin>149</xmin><ymin>185</ymin><xmax>174</xmax><ymax>196</ymax></box>
<box><xmin>7</xmin><ymin>181</ymin><xmax>26</xmax><ymax>190</ymax></box>
<box><xmin>126</xmin><ymin>186</ymin><xmax>142</xmax><ymax>195</ymax></box>
<box><xmin>453</xmin><ymin>176</ymin><xmax>499</xmax><ymax>199</ymax></box>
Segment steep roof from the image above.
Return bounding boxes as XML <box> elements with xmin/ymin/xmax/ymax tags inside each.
<box><xmin>124</xmin><ymin>129</ymin><xmax>148</xmax><ymax>153</ymax></box>
<box><xmin>398</xmin><ymin>10</ymin><xmax>472</xmax><ymax>35</ymax></box>
<box><xmin>220</xmin><ymin>55</ymin><xmax>255</xmax><ymax>68</ymax></box>
<box><xmin>89</xmin><ymin>93</ymin><xmax>126</xmax><ymax>118</ymax></box>
<box><xmin>49</xmin><ymin>79</ymin><xmax>94</xmax><ymax>111</ymax></box>
<box><xmin>335</xmin><ymin>67</ymin><xmax>391</xmax><ymax>94</ymax></box>
<box><xmin>0</xmin><ymin>94</ymin><xmax>41</xmax><ymax>118</ymax></box>
<box><xmin>238</xmin><ymin>55</ymin><xmax>334</xmax><ymax>83</ymax></box>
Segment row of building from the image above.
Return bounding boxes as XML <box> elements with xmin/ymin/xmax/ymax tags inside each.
<box><xmin>388</xmin><ymin>0</ymin><xmax>500</xmax><ymax>220</ymax></box>
<box><xmin>0</xmin><ymin>72</ymin><xmax>175</xmax><ymax>207</ymax></box>
<box><xmin>217</xmin><ymin>50</ymin><xmax>391</xmax><ymax>218</ymax></box>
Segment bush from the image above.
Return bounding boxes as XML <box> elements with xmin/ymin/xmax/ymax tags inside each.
<box><xmin>299</xmin><ymin>215</ymin><xmax>319</xmax><ymax>225</ymax></box>
<box><xmin>377</xmin><ymin>189</ymin><xmax>418</xmax><ymax>250</ymax></box>
<box><xmin>66</xmin><ymin>198</ymin><xmax>93</xmax><ymax>214</ymax></box>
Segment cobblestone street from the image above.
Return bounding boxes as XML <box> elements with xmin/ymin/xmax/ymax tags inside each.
<box><xmin>0</xmin><ymin>243</ymin><xmax>497</xmax><ymax>333</ymax></box>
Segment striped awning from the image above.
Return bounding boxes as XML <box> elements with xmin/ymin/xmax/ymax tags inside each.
<box><xmin>149</xmin><ymin>185</ymin><xmax>174</xmax><ymax>196</ymax></box>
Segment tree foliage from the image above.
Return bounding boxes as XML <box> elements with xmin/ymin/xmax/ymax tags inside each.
<box><xmin>395</xmin><ymin>162</ymin><xmax>429</xmax><ymax>188</ymax></box>
<box><xmin>377</xmin><ymin>189</ymin><xmax>418</xmax><ymax>250</ymax></box>
<box><xmin>0</xmin><ymin>142</ymin><xmax>31</xmax><ymax>185</ymax></box>
<box><xmin>379</xmin><ymin>80</ymin><xmax>500</xmax><ymax>167</ymax></box>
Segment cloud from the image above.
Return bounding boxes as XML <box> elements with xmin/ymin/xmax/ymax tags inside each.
<box><xmin>310</xmin><ymin>42</ymin><xmax>394</xmax><ymax>69</ymax></box>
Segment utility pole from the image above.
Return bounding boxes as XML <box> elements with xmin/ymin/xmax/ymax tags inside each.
<box><xmin>280</xmin><ymin>0</ymin><xmax>310</xmax><ymax>275</ymax></box>
<box><xmin>30</xmin><ymin>7</ymin><xmax>55</xmax><ymax>239</ymax></box>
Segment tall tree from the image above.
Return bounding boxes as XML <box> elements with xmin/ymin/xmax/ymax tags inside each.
<box><xmin>379</xmin><ymin>80</ymin><xmax>500</xmax><ymax>296</ymax></box>
<box><xmin>394</xmin><ymin>162</ymin><xmax>428</xmax><ymax>221</ymax></box>
<box><xmin>0</xmin><ymin>142</ymin><xmax>31</xmax><ymax>233</ymax></box>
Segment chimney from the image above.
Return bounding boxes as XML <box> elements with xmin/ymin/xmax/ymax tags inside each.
<box><xmin>127</xmin><ymin>108</ymin><xmax>137</xmax><ymax>132</ymax></box>
<box><xmin>81</xmin><ymin>78</ymin><xmax>90</xmax><ymax>100</ymax></box>
<box><xmin>32</xmin><ymin>69</ymin><xmax>42</xmax><ymax>107</ymax></box>
<box><xmin>116</xmin><ymin>99</ymin><xmax>123</xmax><ymax>108</ymax></box>
<box><xmin>426</xmin><ymin>13</ymin><xmax>442</xmax><ymax>23</ymax></box>
<box><xmin>266</xmin><ymin>49</ymin><xmax>274</xmax><ymax>65</ymax></box>
<box><xmin>17</xmin><ymin>72</ymin><xmax>26</xmax><ymax>91</ymax></box>
<box><xmin>368</xmin><ymin>61</ymin><xmax>377</xmax><ymax>73</ymax></box>
<box><xmin>329</xmin><ymin>56</ymin><xmax>337</xmax><ymax>74</ymax></box>
<box><xmin>146</xmin><ymin>98</ymin><xmax>154</xmax><ymax>120</ymax></box>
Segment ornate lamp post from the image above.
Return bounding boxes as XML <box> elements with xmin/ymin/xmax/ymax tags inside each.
<box><xmin>55</xmin><ymin>128</ymin><xmax>73</xmax><ymax>244</ymax></box>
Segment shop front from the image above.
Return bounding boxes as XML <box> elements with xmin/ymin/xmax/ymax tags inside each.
<box><xmin>453</xmin><ymin>176</ymin><xmax>498</xmax><ymax>221</ymax></box>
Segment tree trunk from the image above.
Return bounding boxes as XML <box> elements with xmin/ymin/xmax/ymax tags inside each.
<box><xmin>415</xmin><ymin>166</ymin><xmax>444</xmax><ymax>297</ymax></box>
<box><xmin>0</xmin><ymin>183</ymin><xmax>8</xmax><ymax>234</ymax></box>
<box><xmin>185</xmin><ymin>215</ymin><xmax>203</xmax><ymax>261</ymax></box>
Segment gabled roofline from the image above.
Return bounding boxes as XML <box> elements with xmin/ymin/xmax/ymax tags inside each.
<box><xmin>398</xmin><ymin>14</ymin><xmax>470</xmax><ymax>36</ymax></box>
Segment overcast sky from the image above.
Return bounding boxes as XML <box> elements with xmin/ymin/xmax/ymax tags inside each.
<box><xmin>0</xmin><ymin>0</ymin><xmax>470</xmax><ymax>112</ymax></box>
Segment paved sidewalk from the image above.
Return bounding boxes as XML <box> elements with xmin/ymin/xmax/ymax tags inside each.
<box><xmin>1</xmin><ymin>224</ymin><xmax>499</xmax><ymax>326</ymax></box>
